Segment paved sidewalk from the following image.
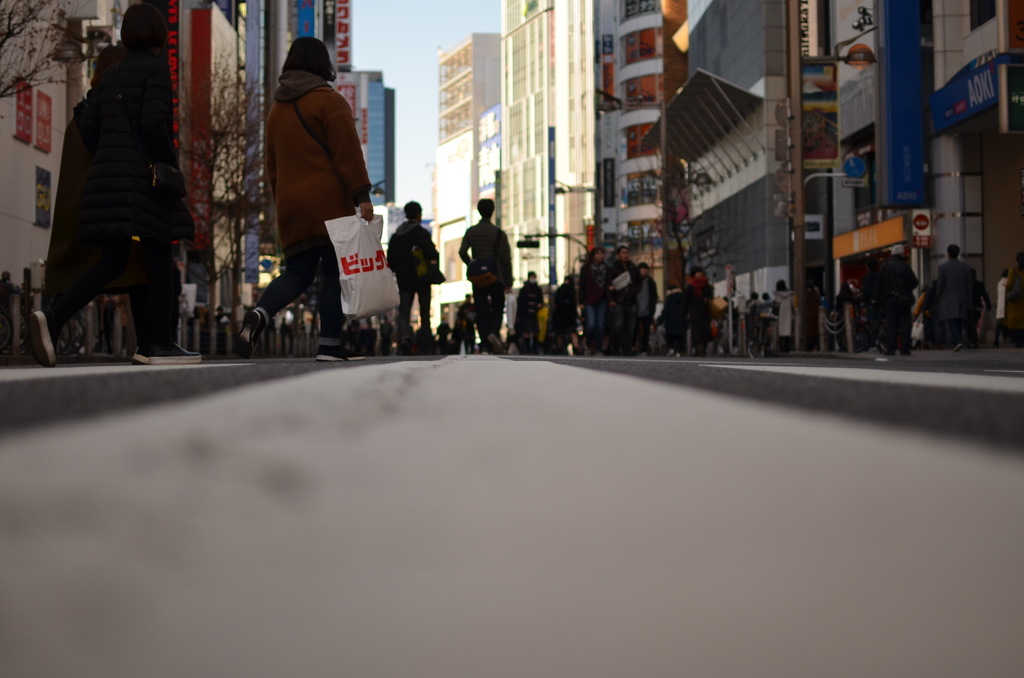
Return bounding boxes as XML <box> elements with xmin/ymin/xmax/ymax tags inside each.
<box><xmin>1</xmin><ymin>357</ymin><xmax>1022</xmax><ymax>678</ymax></box>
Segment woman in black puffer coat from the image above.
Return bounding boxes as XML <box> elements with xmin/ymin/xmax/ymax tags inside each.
<box><xmin>29</xmin><ymin>4</ymin><xmax>197</xmax><ymax>367</ymax></box>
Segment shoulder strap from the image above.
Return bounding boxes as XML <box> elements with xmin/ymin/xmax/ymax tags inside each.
<box><xmin>292</xmin><ymin>100</ymin><xmax>332</xmax><ymax>159</ymax></box>
<box><xmin>115</xmin><ymin>64</ymin><xmax>152</xmax><ymax>167</ymax></box>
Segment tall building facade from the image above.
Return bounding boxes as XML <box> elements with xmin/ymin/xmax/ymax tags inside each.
<box><xmin>501</xmin><ymin>0</ymin><xmax>596</xmax><ymax>289</ymax></box>
<box><xmin>434</xmin><ymin>33</ymin><xmax>501</xmax><ymax>322</ymax></box>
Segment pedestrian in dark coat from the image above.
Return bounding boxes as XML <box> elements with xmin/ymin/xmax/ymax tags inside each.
<box><xmin>936</xmin><ymin>243</ymin><xmax>973</xmax><ymax>350</ymax></box>
<box><xmin>607</xmin><ymin>246</ymin><xmax>641</xmax><ymax>355</ymax></box>
<box><xmin>552</xmin><ymin>276</ymin><xmax>580</xmax><ymax>354</ymax></box>
<box><xmin>877</xmin><ymin>244</ymin><xmax>919</xmax><ymax>355</ymax></box>
<box><xmin>967</xmin><ymin>268</ymin><xmax>992</xmax><ymax>348</ymax></box>
<box><xmin>579</xmin><ymin>248</ymin><xmax>609</xmax><ymax>354</ymax></box>
<box><xmin>516</xmin><ymin>272</ymin><xmax>545</xmax><ymax>354</ymax></box>
<box><xmin>236</xmin><ymin>36</ymin><xmax>373</xmax><ymax>362</ymax></box>
<box><xmin>29</xmin><ymin>5</ymin><xmax>197</xmax><ymax>368</ymax></box>
<box><xmin>657</xmin><ymin>285</ymin><xmax>686</xmax><ymax>356</ymax></box>
<box><xmin>682</xmin><ymin>268</ymin><xmax>713</xmax><ymax>356</ymax></box>
<box><xmin>388</xmin><ymin>201</ymin><xmax>438</xmax><ymax>353</ymax></box>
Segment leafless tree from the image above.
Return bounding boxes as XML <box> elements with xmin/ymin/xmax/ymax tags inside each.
<box><xmin>0</xmin><ymin>1</ymin><xmax>66</xmax><ymax>100</ymax></box>
<box><xmin>182</xmin><ymin>63</ymin><xmax>272</xmax><ymax>335</ymax></box>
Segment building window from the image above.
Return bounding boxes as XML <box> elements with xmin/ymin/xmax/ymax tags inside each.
<box><xmin>626</xmin><ymin>172</ymin><xmax>658</xmax><ymax>206</ymax></box>
<box><xmin>623</xmin><ymin>74</ymin><xmax>662</xmax><ymax>107</ymax></box>
<box><xmin>623</xmin><ymin>0</ymin><xmax>661</xmax><ymax>21</ymax></box>
<box><xmin>970</xmin><ymin>0</ymin><xmax>996</xmax><ymax>30</ymax></box>
<box><xmin>626</xmin><ymin>124</ymin><xmax>657</xmax><ymax>158</ymax></box>
<box><xmin>623</xmin><ymin>28</ymin><xmax>661</xmax><ymax>65</ymax></box>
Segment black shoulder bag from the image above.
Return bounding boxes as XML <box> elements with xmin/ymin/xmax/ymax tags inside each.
<box><xmin>115</xmin><ymin>65</ymin><xmax>186</xmax><ymax>201</ymax></box>
<box><xmin>292</xmin><ymin>101</ymin><xmax>332</xmax><ymax>157</ymax></box>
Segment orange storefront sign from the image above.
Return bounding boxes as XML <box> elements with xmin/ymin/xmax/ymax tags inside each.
<box><xmin>833</xmin><ymin>216</ymin><xmax>906</xmax><ymax>259</ymax></box>
<box><xmin>1009</xmin><ymin>0</ymin><xmax>1024</xmax><ymax>50</ymax></box>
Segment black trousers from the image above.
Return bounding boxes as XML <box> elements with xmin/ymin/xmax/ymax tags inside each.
<box><xmin>398</xmin><ymin>284</ymin><xmax>431</xmax><ymax>344</ymax></box>
<box><xmin>258</xmin><ymin>245</ymin><xmax>342</xmax><ymax>340</ymax></box>
<box><xmin>886</xmin><ymin>299</ymin><xmax>913</xmax><ymax>354</ymax></box>
<box><xmin>50</xmin><ymin>238</ymin><xmax>172</xmax><ymax>348</ymax></box>
<box><xmin>472</xmin><ymin>281</ymin><xmax>505</xmax><ymax>347</ymax></box>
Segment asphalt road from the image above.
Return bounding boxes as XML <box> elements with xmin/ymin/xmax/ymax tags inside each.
<box><xmin>2</xmin><ymin>352</ymin><xmax>1022</xmax><ymax>448</ymax></box>
<box><xmin>2</xmin><ymin>354</ymin><xmax>1022</xmax><ymax>677</ymax></box>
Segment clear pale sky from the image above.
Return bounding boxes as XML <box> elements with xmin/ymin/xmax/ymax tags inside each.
<box><xmin>352</xmin><ymin>0</ymin><xmax>501</xmax><ymax>217</ymax></box>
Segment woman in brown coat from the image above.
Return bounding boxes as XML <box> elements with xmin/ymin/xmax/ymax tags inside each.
<box><xmin>236</xmin><ymin>37</ymin><xmax>373</xmax><ymax>361</ymax></box>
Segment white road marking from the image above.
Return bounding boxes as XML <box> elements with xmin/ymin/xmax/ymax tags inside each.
<box><xmin>702</xmin><ymin>362</ymin><xmax>1024</xmax><ymax>394</ymax></box>
<box><xmin>0</xmin><ymin>362</ymin><xmax>250</xmax><ymax>383</ymax></box>
<box><xmin>0</xmin><ymin>357</ymin><xmax>1022</xmax><ymax>678</ymax></box>
<box><xmin>985</xmin><ymin>369</ymin><xmax>1024</xmax><ymax>375</ymax></box>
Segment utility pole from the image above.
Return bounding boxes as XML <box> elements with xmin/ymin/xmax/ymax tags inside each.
<box><xmin>786</xmin><ymin>0</ymin><xmax>807</xmax><ymax>351</ymax></box>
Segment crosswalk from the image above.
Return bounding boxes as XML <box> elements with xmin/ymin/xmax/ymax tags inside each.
<box><xmin>1</xmin><ymin>356</ymin><xmax>1022</xmax><ymax>677</ymax></box>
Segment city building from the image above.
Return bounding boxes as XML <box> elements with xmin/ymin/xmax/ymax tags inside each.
<box><xmin>655</xmin><ymin>0</ymin><xmax>784</xmax><ymax>298</ymax></box>
<box><xmin>434</xmin><ymin>33</ymin><xmax>500</xmax><ymax>323</ymax></box>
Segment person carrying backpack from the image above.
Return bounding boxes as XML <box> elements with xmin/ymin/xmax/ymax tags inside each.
<box><xmin>387</xmin><ymin>201</ymin><xmax>440</xmax><ymax>354</ymax></box>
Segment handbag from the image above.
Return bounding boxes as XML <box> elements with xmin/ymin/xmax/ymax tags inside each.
<box><xmin>611</xmin><ymin>270</ymin><xmax>632</xmax><ymax>291</ymax></box>
<box><xmin>1008</xmin><ymin>271</ymin><xmax>1023</xmax><ymax>302</ymax></box>
<box><xmin>466</xmin><ymin>230</ymin><xmax>503</xmax><ymax>287</ymax></box>
<box><xmin>115</xmin><ymin>65</ymin><xmax>187</xmax><ymax>201</ymax></box>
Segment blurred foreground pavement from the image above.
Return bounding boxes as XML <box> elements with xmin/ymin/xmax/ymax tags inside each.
<box><xmin>1</xmin><ymin>355</ymin><xmax>1023</xmax><ymax>677</ymax></box>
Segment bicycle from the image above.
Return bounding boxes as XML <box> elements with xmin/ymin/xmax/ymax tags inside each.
<box><xmin>746</xmin><ymin>302</ymin><xmax>778</xmax><ymax>358</ymax></box>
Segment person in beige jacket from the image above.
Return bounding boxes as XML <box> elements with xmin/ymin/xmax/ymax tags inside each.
<box><xmin>236</xmin><ymin>37</ymin><xmax>373</xmax><ymax>362</ymax></box>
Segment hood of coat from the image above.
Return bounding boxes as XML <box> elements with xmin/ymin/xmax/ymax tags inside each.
<box><xmin>275</xmin><ymin>70</ymin><xmax>332</xmax><ymax>102</ymax></box>
<box><xmin>395</xmin><ymin>220</ymin><xmax>422</xmax><ymax>236</ymax></box>
<box><xmin>775</xmin><ymin>290</ymin><xmax>795</xmax><ymax>300</ymax></box>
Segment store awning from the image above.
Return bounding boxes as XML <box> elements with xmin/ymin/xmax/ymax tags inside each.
<box><xmin>833</xmin><ymin>217</ymin><xmax>907</xmax><ymax>259</ymax></box>
<box><xmin>645</xmin><ymin>69</ymin><xmax>764</xmax><ymax>182</ymax></box>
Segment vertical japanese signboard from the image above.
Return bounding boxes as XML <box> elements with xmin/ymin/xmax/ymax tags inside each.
<box><xmin>478</xmin><ymin>105</ymin><xmax>501</xmax><ymax>195</ymax></box>
<box><xmin>802</xmin><ymin>63</ymin><xmax>839</xmax><ymax>169</ymax></box>
<box><xmin>877</xmin><ymin>0</ymin><xmax>924</xmax><ymax>206</ymax></box>
<box><xmin>189</xmin><ymin>9</ymin><xmax>212</xmax><ymax>250</ymax></box>
<box><xmin>297</xmin><ymin>0</ymin><xmax>315</xmax><ymax>37</ymax></box>
<box><xmin>146</xmin><ymin>0</ymin><xmax>181</xmax><ymax>146</ymax></box>
<box><xmin>999</xmin><ymin>63</ymin><xmax>1024</xmax><ymax>133</ymax></box>
<box><xmin>35</xmin><ymin>167</ymin><xmax>51</xmax><ymax>228</ymax></box>
<box><xmin>336</xmin><ymin>0</ymin><xmax>351</xmax><ymax>72</ymax></box>
<box><xmin>601</xmin><ymin>34</ymin><xmax>615</xmax><ymax>95</ymax></box>
<box><xmin>35</xmin><ymin>91</ymin><xmax>52</xmax><ymax>153</ymax></box>
<box><xmin>14</xmin><ymin>84</ymin><xmax>32</xmax><ymax>144</ymax></box>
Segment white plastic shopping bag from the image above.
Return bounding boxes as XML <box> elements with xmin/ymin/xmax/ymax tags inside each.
<box><xmin>325</xmin><ymin>214</ymin><xmax>400</xmax><ymax>320</ymax></box>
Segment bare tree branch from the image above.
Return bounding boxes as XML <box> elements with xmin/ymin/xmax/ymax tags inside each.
<box><xmin>0</xmin><ymin>1</ymin><xmax>66</xmax><ymax>100</ymax></box>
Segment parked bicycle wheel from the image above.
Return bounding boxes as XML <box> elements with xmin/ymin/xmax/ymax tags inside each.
<box><xmin>57</xmin><ymin>315</ymin><xmax>86</xmax><ymax>356</ymax></box>
<box><xmin>0</xmin><ymin>309</ymin><xmax>11</xmax><ymax>353</ymax></box>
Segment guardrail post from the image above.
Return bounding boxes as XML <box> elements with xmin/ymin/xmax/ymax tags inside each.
<box><xmin>10</xmin><ymin>293</ymin><xmax>22</xmax><ymax>356</ymax></box>
<box><xmin>845</xmin><ymin>304</ymin><xmax>856</xmax><ymax>354</ymax></box>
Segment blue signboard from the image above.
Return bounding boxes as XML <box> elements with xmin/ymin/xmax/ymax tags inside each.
<box><xmin>297</xmin><ymin>0</ymin><xmax>315</xmax><ymax>38</ymax></box>
<box><xmin>843</xmin><ymin>156</ymin><xmax>867</xmax><ymax>179</ymax></box>
<box><xmin>930</xmin><ymin>54</ymin><xmax>1018</xmax><ymax>133</ymax></box>
<box><xmin>214</xmin><ymin>0</ymin><xmax>233</xmax><ymax>24</ymax></box>
<box><xmin>877</xmin><ymin>0</ymin><xmax>924</xmax><ymax>206</ymax></box>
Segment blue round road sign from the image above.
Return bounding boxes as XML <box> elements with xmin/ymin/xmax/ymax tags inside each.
<box><xmin>844</xmin><ymin>156</ymin><xmax>867</xmax><ymax>179</ymax></box>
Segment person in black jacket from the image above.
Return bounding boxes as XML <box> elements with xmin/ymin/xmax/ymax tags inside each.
<box><xmin>682</xmin><ymin>268</ymin><xmax>713</xmax><ymax>357</ymax></box>
<box><xmin>634</xmin><ymin>263</ymin><xmax>658</xmax><ymax>355</ymax></box>
<box><xmin>658</xmin><ymin>284</ymin><xmax>687</xmax><ymax>356</ymax></box>
<box><xmin>29</xmin><ymin>4</ymin><xmax>197</xmax><ymax>367</ymax></box>
<box><xmin>552</xmin><ymin>275</ymin><xmax>580</xmax><ymax>355</ymax></box>
<box><xmin>606</xmin><ymin>246</ymin><xmax>641</xmax><ymax>355</ymax></box>
<box><xmin>459</xmin><ymin>199</ymin><xmax>512</xmax><ymax>353</ymax></box>
<box><xmin>876</xmin><ymin>244</ymin><xmax>919</xmax><ymax>356</ymax></box>
<box><xmin>387</xmin><ymin>201</ymin><xmax>439</xmax><ymax>354</ymax></box>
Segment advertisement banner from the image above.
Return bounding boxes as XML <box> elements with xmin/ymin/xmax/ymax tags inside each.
<box><xmin>35</xmin><ymin>167</ymin><xmax>51</xmax><ymax>228</ymax></box>
<box><xmin>624</xmin><ymin>74</ymin><xmax>661</xmax><ymax>107</ymax></box>
<box><xmin>932</xmin><ymin>55</ymin><xmax>1006</xmax><ymax>133</ymax></box>
<box><xmin>999</xmin><ymin>63</ymin><xmax>1024</xmax><ymax>133</ymax></box>
<box><xmin>336</xmin><ymin>71</ymin><xmax>357</xmax><ymax>111</ymax></box>
<box><xmin>601</xmin><ymin>34</ymin><xmax>615</xmax><ymax>96</ymax></box>
<box><xmin>297</xmin><ymin>0</ymin><xmax>315</xmax><ymax>37</ymax></box>
<box><xmin>799</xmin><ymin>0</ymin><xmax>819</xmax><ymax>57</ymax></box>
<box><xmin>625</xmin><ymin>28</ymin><xmax>659</xmax><ymax>65</ymax></box>
<box><xmin>877</xmin><ymin>0</ymin><xmax>924</xmax><ymax>206</ymax></box>
<box><xmin>801</xmin><ymin>63</ymin><xmax>840</xmax><ymax>169</ymax></box>
<box><xmin>189</xmin><ymin>9</ymin><xmax>212</xmax><ymax>250</ymax></box>
<box><xmin>35</xmin><ymin>91</ymin><xmax>52</xmax><ymax>153</ymax></box>
<box><xmin>336</xmin><ymin>0</ymin><xmax>351</xmax><ymax>72</ymax></box>
<box><xmin>145</xmin><ymin>0</ymin><xmax>181</xmax><ymax>145</ymax></box>
<box><xmin>14</xmin><ymin>84</ymin><xmax>32</xmax><ymax>143</ymax></box>
<box><xmin>626</xmin><ymin>123</ymin><xmax>656</xmax><ymax>158</ymax></box>
<box><xmin>603</xmin><ymin>158</ymin><xmax>616</xmax><ymax>208</ymax></box>
<box><xmin>478</xmin><ymin>105</ymin><xmax>501</xmax><ymax>193</ymax></box>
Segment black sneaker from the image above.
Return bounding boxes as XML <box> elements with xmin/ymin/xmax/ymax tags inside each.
<box><xmin>148</xmin><ymin>343</ymin><xmax>202</xmax><ymax>365</ymax></box>
<box><xmin>131</xmin><ymin>345</ymin><xmax>151</xmax><ymax>365</ymax></box>
<box><xmin>236</xmin><ymin>309</ymin><xmax>267</xmax><ymax>359</ymax></box>
<box><xmin>315</xmin><ymin>345</ymin><xmax>366</xmax><ymax>361</ymax></box>
<box><xmin>28</xmin><ymin>311</ymin><xmax>57</xmax><ymax>367</ymax></box>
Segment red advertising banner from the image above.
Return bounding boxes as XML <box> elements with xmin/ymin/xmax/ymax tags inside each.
<box><xmin>625</xmin><ymin>28</ymin><xmax>659</xmax><ymax>65</ymax></box>
<box><xmin>360</xmin><ymin>107</ymin><xmax>369</xmax><ymax>145</ymax></box>
<box><xmin>336</xmin><ymin>0</ymin><xmax>351</xmax><ymax>71</ymax></box>
<box><xmin>35</xmin><ymin>91</ymin><xmax>52</xmax><ymax>153</ymax></box>
<box><xmin>14</xmin><ymin>84</ymin><xmax>32</xmax><ymax>144</ymax></box>
<box><xmin>626</xmin><ymin>123</ymin><xmax>656</xmax><ymax>158</ymax></box>
<box><xmin>189</xmin><ymin>9</ymin><xmax>212</xmax><ymax>250</ymax></box>
<box><xmin>625</xmin><ymin>74</ymin><xmax>661</xmax><ymax>107</ymax></box>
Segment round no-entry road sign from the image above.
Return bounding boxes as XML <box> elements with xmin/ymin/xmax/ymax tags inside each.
<box><xmin>913</xmin><ymin>213</ymin><xmax>930</xmax><ymax>231</ymax></box>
